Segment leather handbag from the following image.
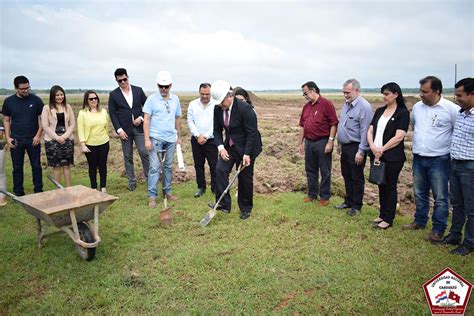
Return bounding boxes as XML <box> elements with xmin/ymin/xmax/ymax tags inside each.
<box><xmin>369</xmin><ymin>160</ymin><xmax>386</xmax><ymax>185</ymax></box>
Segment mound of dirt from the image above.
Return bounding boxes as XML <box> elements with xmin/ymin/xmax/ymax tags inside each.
<box><xmin>233</xmin><ymin>86</ymin><xmax>262</xmax><ymax>103</ymax></box>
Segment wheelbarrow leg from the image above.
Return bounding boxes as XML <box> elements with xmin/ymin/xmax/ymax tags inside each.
<box><xmin>89</xmin><ymin>204</ymin><xmax>100</xmax><ymax>242</ymax></box>
<box><xmin>36</xmin><ymin>218</ymin><xmax>49</xmax><ymax>249</ymax></box>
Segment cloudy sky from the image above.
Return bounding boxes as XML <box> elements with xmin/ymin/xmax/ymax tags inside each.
<box><xmin>0</xmin><ymin>0</ymin><xmax>472</xmax><ymax>92</ymax></box>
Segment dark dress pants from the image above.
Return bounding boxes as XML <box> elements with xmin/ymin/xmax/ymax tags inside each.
<box><xmin>121</xmin><ymin>126</ymin><xmax>149</xmax><ymax>185</ymax></box>
<box><xmin>215</xmin><ymin>146</ymin><xmax>255</xmax><ymax>214</ymax></box>
<box><xmin>340</xmin><ymin>143</ymin><xmax>366</xmax><ymax>209</ymax></box>
<box><xmin>376</xmin><ymin>160</ymin><xmax>404</xmax><ymax>225</ymax></box>
<box><xmin>191</xmin><ymin>137</ymin><xmax>217</xmax><ymax>191</ymax></box>
<box><xmin>10</xmin><ymin>138</ymin><xmax>43</xmax><ymax>196</ymax></box>
<box><xmin>305</xmin><ymin>138</ymin><xmax>332</xmax><ymax>200</ymax></box>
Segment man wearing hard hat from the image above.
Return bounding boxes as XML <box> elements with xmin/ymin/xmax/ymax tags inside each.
<box><xmin>143</xmin><ymin>71</ymin><xmax>182</xmax><ymax>207</ymax></box>
<box><xmin>210</xmin><ymin>80</ymin><xmax>262</xmax><ymax>219</ymax></box>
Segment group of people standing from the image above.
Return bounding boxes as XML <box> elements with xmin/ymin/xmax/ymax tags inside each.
<box><xmin>0</xmin><ymin>72</ymin><xmax>473</xmax><ymax>255</ymax></box>
<box><xmin>299</xmin><ymin>76</ymin><xmax>474</xmax><ymax>256</ymax></box>
<box><xmin>0</xmin><ymin>70</ymin><xmax>263</xmax><ymax>221</ymax></box>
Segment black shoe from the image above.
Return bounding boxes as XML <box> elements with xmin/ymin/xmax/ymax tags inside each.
<box><xmin>240</xmin><ymin>211</ymin><xmax>251</xmax><ymax>219</ymax></box>
<box><xmin>194</xmin><ymin>188</ymin><xmax>206</xmax><ymax>198</ymax></box>
<box><xmin>128</xmin><ymin>182</ymin><xmax>137</xmax><ymax>191</ymax></box>
<box><xmin>436</xmin><ymin>234</ymin><xmax>462</xmax><ymax>246</ymax></box>
<box><xmin>335</xmin><ymin>203</ymin><xmax>351</xmax><ymax>210</ymax></box>
<box><xmin>450</xmin><ymin>244</ymin><xmax>473</xmax><ymax>256</ymax></box>
<box><xmin>207</xmin><ymin>202</ymin><xmax>230</xmax><ymax>213</ymax></box>
<box><xmin>347</xmin><ymin>208</ymin><xmax>361</xmax><ymax>216</ymax></box>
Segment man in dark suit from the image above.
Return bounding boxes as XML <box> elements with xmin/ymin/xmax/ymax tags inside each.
<box><xmin>211</xmin><ymin>80</ymin><xmax>262</xmax><ymax>219</ymax></box>
<box><xmin>108</xmin><ymin>68</ymin><xmax>149</xmax><ymax>191</ymax></box>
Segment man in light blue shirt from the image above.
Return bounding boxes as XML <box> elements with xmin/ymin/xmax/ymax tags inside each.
<box><xmin>144</xmin><ymin>71</ymin><xmax>182</xmax><ymax>207</ymax></box>
<box><xmin>187</xmin><ymin>83</ymin><xmax>217</xmax><ymax>198</ymax></box>
<box><xmin>403</xmin><ymin>76</ymin><xmax>459</xmax><ymax>243</ymax></box>
<box><xmin>336</xmin><ymin>79</ymin><xmax>372</xmax><ymax>216</ymax></box>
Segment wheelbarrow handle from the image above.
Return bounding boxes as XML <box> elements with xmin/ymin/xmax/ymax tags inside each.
<box><xmin>0</xmin><ymin>188</ymin><xmax>18</xmax><ymax>201</ymax></box>
<box><xmin>47</xmin><ymin>175</ymin><xmax>64</xmax><ymax>189</ymax></box>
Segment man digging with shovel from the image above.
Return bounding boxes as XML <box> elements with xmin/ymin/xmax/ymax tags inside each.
<box><xmin>205</xmin><ymin>80</ymin><xmax>262</xmax><ymax>223</ymax></box>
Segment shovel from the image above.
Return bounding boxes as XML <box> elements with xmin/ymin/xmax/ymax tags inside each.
<box><xmin>156</xmin><ymin>149</ymin><xmax>172</xmax><ymax>226</ymax></box>
<box><xmin>200</xmin><ymin>163</ymin><xmax>246</xmax><ymax>227</ymax></box>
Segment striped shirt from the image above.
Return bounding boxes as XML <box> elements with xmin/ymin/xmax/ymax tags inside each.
<box><xmin>450</xmin><ymin>108</ymin><xmax>474</xmax><ymax>160</ymax></box>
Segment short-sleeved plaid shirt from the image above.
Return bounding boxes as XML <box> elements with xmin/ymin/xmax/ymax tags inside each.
<box><xmin>450</xmin><ymin>108</ymin><xmax>474</xmax><ymax>160</ymax></box>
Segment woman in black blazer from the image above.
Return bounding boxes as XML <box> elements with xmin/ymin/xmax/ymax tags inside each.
<box><xmin>367</xmin><ymin>82</ymin><xmax>410</xmax><ymax>229</ymax></box>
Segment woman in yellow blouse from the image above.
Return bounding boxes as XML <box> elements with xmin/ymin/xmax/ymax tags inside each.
<box><xmin>77</xmin><ymin>90</ymin><xmax>110</xmax><ymax>192</ymax></box>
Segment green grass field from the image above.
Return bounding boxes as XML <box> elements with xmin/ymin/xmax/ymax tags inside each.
<box><xmin>0</xmin><ymin>158</ymin><xmax>472</xmax><ymax>314</ymax></box>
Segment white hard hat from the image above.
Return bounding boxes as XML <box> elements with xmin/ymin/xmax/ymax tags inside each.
<box><xmin>211</xmin><ymin>80</ymin><xmax>231</xmax><ymax>104</ymax></box>
<box><xmin>156</xmin><ymin>71</ymin><xmax>173</xmax><ymax>85</ymax></box>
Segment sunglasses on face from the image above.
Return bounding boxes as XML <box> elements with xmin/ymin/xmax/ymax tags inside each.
<box><xmin>158</xmin><ymin>84</ymin><xmax>171</xmax><ymax>90</ymax></box>
<box><xmin>117</xmin><ymin>78</ymin><xmax>128</xmax><ymax>83</ymax></box>
<box><xmin>88</xmin><ymin>97</ymin><xmax>99</xmax><ymax>101</ymax></box>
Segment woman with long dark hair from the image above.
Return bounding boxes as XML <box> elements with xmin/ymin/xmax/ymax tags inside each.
<box><xmin>77</xmin><ymin>90</ymin><xmax>110</xmax><ymax>192</ymax></box>
<box><xmin>41</xmin><ymin>85</ymin><xmax>75</xmax><ymax>186</ymax></box>
<box><xmin>367</xmin><ymin>82</ymin><xmax>410</xmax><ymax>229</ymax></box>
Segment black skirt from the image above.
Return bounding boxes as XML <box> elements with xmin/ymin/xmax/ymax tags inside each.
<box><xmin>45</xmin><ymin>139</ymin><xmax>74</xmax><ymax>167</ymax></box>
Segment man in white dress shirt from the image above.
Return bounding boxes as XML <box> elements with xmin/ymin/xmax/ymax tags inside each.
<box><xmin>108</xmin><ymin>68</ymin><xmax>149</xmax><ymax>191</ymax></box>
<box><xmin>187</xmin><ymin>83</ymin><xmax>217</xmax><ymax>197</ymax></box>
<box><xmin>402</xmin><ymin>76</ymin><xmax>459</xmax><ymax>243</ymax></box>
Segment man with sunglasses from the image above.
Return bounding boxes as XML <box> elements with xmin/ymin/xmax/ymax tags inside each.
<box><xmin>1</xmin><ymin>75</ymin><xmax>44</xmax><ymax>196</ymax></box>
<box><xmin>143</xmin><ymin>71</ymin><xmax>182</xmax><ymax>207</ymax></box>
<box><xmin>108</xmin><ymin>68</ymin><xmax>149</xmax><ymax>191</ymax></box>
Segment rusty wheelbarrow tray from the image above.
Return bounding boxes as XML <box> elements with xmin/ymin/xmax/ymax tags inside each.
<box><xmin>1</xmin><ymin>183</ymin><xmax>118</xmax><ymax>261</ymax></box>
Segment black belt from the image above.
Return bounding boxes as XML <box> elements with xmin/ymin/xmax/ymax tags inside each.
<box><xmin>453</xmin><ymin>159</ymin><xmax>474</xmax><ymax>163</ymax></box>
<box><xmin>341</xmin><ymin>142</ymin><xmax>359</xmax><ymax>146</ymax></box>
<box><xmin>306</xmin><ymin>137</ymin><xmax>328</xmax><ymax>142</ymax></box>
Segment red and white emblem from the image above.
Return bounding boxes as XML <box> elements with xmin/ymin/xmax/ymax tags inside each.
<box><xmin>423</xmin><ymin>267</ymin><xmax>472</xmax><ymax>315</ymax></box>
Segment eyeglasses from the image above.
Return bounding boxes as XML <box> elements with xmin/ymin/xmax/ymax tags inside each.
<box><xmin>17</xmin><ymin>86</ymin><xmax>30</xmax><ymax>91</ymax></box>
<box><xmin>117</xmin><ymin>78</ymin><xmax>128</xmax><ymax>83</ymax></box>
<box><xmin>303</xmin><ymin>90</ymin><xmax>311</xmax><ymax>97</ymax></box>
<box><xmin>164</xmin><ymin>101</ymin><xmax>170</xmax><ymax>113</ymax></box>
<box><xmin>158</xmin><ymin>84</ymin><xmax>171</xmax><ymax>90</ymax></box>
<box><xmin>88</xmin><ymin>97</ymin><xmax>99</xmax><ymax>101</ymax></box>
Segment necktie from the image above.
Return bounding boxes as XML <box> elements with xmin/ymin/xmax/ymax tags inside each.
<box><xmin>224</xmin><ymin>109</ymin><xmax>229</xmax><ymax>127</ymax></box>
<box><xmin>224</xmin><ymin>110</ymin><xmax>234</xmax><ymax>146</ymax></box>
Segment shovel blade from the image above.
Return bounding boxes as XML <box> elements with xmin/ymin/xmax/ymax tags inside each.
<box><xmin>200</xmin><ymin>208</ymin><xmax>218</xmax><ymax>227</ymax></box>
<box><xmin>160</xmin><ymin>207</ymin><xmax>173</xmax><ymax>226</ymax></box>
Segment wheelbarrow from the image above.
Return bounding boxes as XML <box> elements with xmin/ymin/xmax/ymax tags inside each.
<box><xmin>0</xmin><ymin>177</ymin><xmax>118</xmax><ymax>261</ymax></box>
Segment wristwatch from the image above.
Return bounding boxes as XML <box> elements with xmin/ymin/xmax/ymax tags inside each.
<box><xmin>328</xmin><ymin>137</ymin><xmax>334</xmax><ymax>141</ymax></box>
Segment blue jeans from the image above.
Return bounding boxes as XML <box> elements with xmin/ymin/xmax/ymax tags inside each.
<box><xmin>147</xmin><ymin>138</ymin><xmax>176</xmax><ymax>198</ymax></box>
<box><xmin>412</xmin><ymin>154</ymin><xmax>450</xmax><ymax>234</ymax></box>
<box><xmin>449</xmin><ymin>159</ymin><xmax>474</xmax><ymax>247</ymax></box>
<box><xmin>10</xmin><ymin>138</ymin><xmax>43</xmax><ymax>196</ymax></box>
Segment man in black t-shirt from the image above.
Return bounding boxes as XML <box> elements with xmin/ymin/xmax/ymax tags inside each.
<box><xmin>1</xmin><ymin>76</ymin><xmax>44</xmax><ymax>196</ymax></box>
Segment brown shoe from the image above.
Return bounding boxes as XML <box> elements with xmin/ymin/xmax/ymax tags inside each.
<box><xmin>402</xmin><ymin>222</ymin><xmax>426</xmax><ymax>230</ymax></box>
<box><xmin>148</xmin><ymin>197</ymin><xmax>157</xmax><ymax>208</ymax></box>
<box><xmin>319</xmin><ymin>199</ymin><xmax>329</xmax><ymax>207</ymax></box>
<box><xmin>424</xmin><ymin>232</ymin><xmax>443</xmax><ymax>242</ymax></box>
<box><xmin>166</xmin><ymin>194</ymin><xmax>178</xmax><ymax>201</ymax></box>
<box><xmin>303</xmin><ymin>197</ymin><xmax>315</xmax><ymax>203</ymax></box>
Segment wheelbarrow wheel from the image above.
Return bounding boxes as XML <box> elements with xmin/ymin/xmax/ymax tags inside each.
<box><xmin>75</xmin><ymin>222</ymin><xmax>96</xmax><ymax>261</ymax></box>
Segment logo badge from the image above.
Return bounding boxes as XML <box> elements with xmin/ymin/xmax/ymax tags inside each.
<box><xmin>423</xmin><ymin>267</ymin><xmax>472</xmax><ymax>315</ymax></box>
